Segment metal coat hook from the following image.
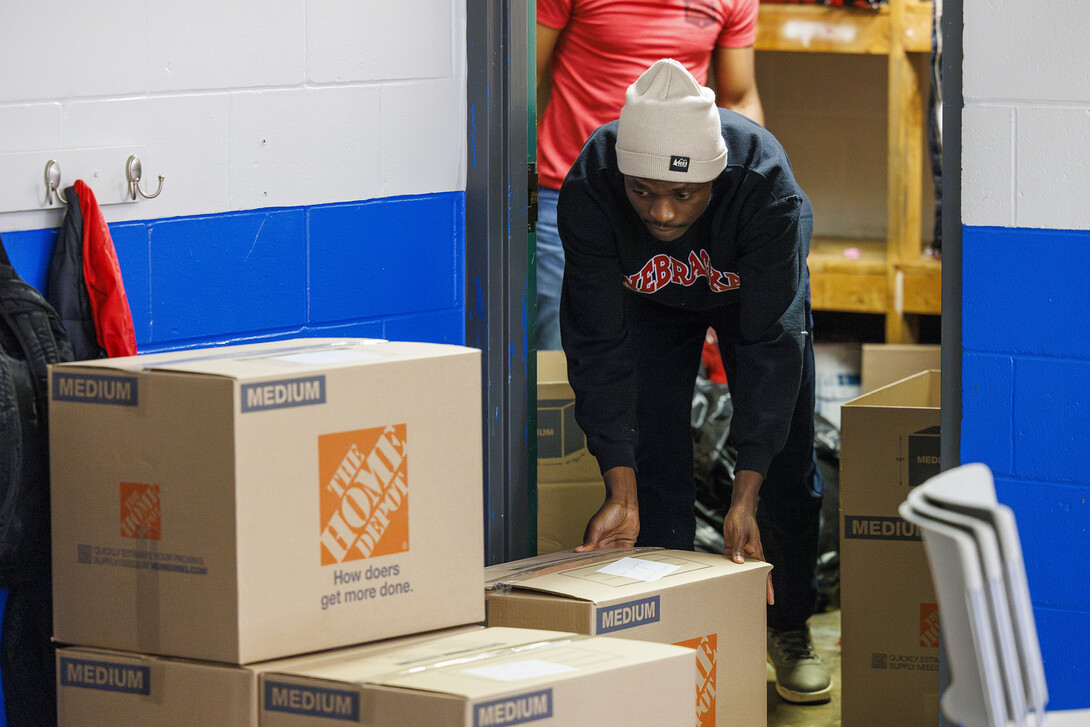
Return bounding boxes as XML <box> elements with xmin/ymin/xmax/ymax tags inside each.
<box><xmin>44</xmin><ymin>160</ymin><xmax>68</xmax><ymax>206</ymax></box>
<box><xmin>126</xmin><ymin>155</ymin><xmax>164</xmax><ymax>200</ymax></box>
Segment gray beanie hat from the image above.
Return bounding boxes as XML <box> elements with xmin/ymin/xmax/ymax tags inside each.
<box><xmin>615</xmin><ymin>58</ymin><xmax>727</xmax><ymax>183</ymax></box>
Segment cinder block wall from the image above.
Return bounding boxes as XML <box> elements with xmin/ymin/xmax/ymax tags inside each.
<box><xmin>960</xmin><ymin>2</ymin><xmax>1090</xmax><ymax>709</ymax></box>
<box><xmin>0</xmin><ymin>1</ymin><xmax>467</xmax><ymax>351</ymax></box>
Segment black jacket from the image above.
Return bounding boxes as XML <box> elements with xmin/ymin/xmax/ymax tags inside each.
<box><xmin>0</xmin><ymin>236</ymin><xmax>74</xmax><ymax>586</ymax></box>
<box><xmin>558</xmin><ymin>108</ymin><xmax>809</xmax><ymax>477</ymax></box>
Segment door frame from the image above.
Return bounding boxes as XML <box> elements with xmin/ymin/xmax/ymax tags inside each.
<box><xmin>465</xmin><ymin>0</ymin><xmax>536</xmax><ymax>565</ymax></box>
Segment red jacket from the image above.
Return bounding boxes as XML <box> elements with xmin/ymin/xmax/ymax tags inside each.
<box><xmin>46</xmin><ymin>180</ymin><xmax>137</xmax><ymax>359</ymax></box>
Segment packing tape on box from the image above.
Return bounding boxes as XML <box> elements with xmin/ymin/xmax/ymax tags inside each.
<box><xmin>138</xmin><ymin>339</ymin><xmax>388</xmax><ymax>370</ymax></box>
<box><xmin>391</xmin><ymin>636</ymin><xmax>583</xmax><ymax>677</ymax></box>
<box><xmin>484</xmin><ymin>547</ymin><xmax>666</xmax><ymax>594</ymax></box>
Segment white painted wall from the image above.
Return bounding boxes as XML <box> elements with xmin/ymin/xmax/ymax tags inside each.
<box><xmin>0</xmin><ymin>0</ymin><xmax>467</xmax><ymax>234</ymax></box>
<box><xmin>962</xmin><ymin>1</ymin><xmax>1090</xmax><ymax>230</ymax></box>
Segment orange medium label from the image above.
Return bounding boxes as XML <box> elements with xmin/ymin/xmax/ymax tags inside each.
<box><xmin>676</xmin><ymin>633</ymin><xmax>717</xmax><ymax>727</ymax></box>
<box><xmin>318</xmin><ymin>424</ymin><xmax>409</xmax><ymax>565</ymax></box>
<box><xmin>120</xmin><ymin>483</ymin><xmax>161</xmax><ymax>540</ymax></box>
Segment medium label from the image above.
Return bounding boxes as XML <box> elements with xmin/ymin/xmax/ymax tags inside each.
<box><xmin>59</xmin><ymin>657</ymin><xmax>150</xmax><ymax>695</ymax></box>
<box><xmin>241</xmin><ymin>375</ymin><xmax>326</xmax><ymax>412</ymax></box>
<box><xmin>597</xmin><ymin>595</ymin><xmax>660</xmax><ymax>633</ymax></box>
<box><xmin>53</xmin><ymin>373</ymin><xmax>138</xmax><ymax>406</ymax></box>
<box><xmin>475</xmin><ymin>689</ymin><xmax>553</xmax><ymax>727</ymax></box>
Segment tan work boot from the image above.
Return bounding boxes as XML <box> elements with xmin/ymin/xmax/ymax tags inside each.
<box><xmin>767</xmin><ymin>627</ymin><xmax>833</xmax><ymax>704</ymax></box>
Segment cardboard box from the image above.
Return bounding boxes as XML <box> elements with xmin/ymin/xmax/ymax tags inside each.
<box><xmin>860</xmin><ymin>344</ymin><xmax>941</xmax><ymax>394</ymax></box>
<box><xmin>55</xmin><ymin>626</ymin><xmax>487</xmax><ymax>727</ymax></box>
<box><xmin>57</xmin><ymin>644</ymin><xmax>263</xmax><ymax>727</ymax></box>
<box><xmin>536</xmin><ymin>351</ymin><xmax>599</xmax><ymax>483</ymax></box>
<box><xmin>536</xmin><ymin>479</ymin><xmax>602</xmax><ymax>555</ymax></box>
<box><xmin>484</xmin><ymin>548</ymin><xmax>771</xmax><ymax>727</ymax></box>
<box><xmin>49</xmin><ymin>338</ymin><xmax>485</xmax><ymax>664</ymax></box>
<box><xmin>813</xmin><ymin>342</ymin><xmax>861</xmax><ymax>429</ymax></box>
<box><xmin>839</xmin><ymin>370</ymin><xmax>941</xmax><ymax>727</ymax></box>
<box><xmin>259</xmin><ymin>626</ymin><xmax>696</xmax><ymax>727</ymax></box>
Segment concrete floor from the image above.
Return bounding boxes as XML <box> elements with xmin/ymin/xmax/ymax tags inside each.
<box><xmin>767</xmin><ymin>608</ymin><xmax>842</xmax><ymax>727</ymax></box>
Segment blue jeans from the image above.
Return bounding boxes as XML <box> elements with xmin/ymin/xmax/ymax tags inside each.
<box><xmin>535</xmin><ymin>186</ymin><xmax>564</xmax><ymax>351</ymax></box>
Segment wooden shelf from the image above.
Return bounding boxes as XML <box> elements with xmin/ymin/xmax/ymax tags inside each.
<box><xmin>757</xmin><ymin>0</ymin><xmax>940</xmax><ymax>342</ymax></box>
<box><xmin>808</xmin><ymin>237</ymin><xmax>941</xmax><ymax>316</ymax></box>
<box><xmin>809</xmin><ymin>238</ymin><xmax>888</xmax><ymax>313</ymax></box>
<box><xmin>900</xmin><ymin>253</ymin><xmax>941</xmax><ymax>314</ymax></box>
<box><xmin>755</xmin><ymin>2</ymin><xmax>932</xmax><ymax>55</ymax></box>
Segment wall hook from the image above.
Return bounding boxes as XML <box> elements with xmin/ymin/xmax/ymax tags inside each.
<box><xmin>126</xmin><ymin>155</ymin><xmax>164</xmax><ymax>200</ymax></box>
<box><xmin>44</xmin><ymin>159</ymin><xmax>68</xmax><ymax>206</ymax></box>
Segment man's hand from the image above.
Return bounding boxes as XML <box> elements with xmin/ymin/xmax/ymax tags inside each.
<box><xmin>723</xmin><ymin>469</ymin><xmax>775</xmax><ymax>605</ymax></box>
<box><xmin>574</xmin><ymin>466</ymin><xmax>639</xmax><ymax>552</ymax></box>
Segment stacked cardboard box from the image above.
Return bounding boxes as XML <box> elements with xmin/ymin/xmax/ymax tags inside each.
<box><xmin>49</xmin><ymin>342</ymin><xmax>697</xmax><ymax>727</ymax></box>
<box><xmin>839</xmin><ymin>370</ymin><xmax>941</xmax><ymax>727</ymax></box>
<box><xmin>859</xmin><ymin>343</ymin><xmax>941</xmax><ymax>394</ymax></box>
<box><xmin>49</xmin><ymin>339</ymin><xmax>484</xmax><ymax>724</ymax></box>
<box><xmin>535</xmin><ymin>351</ymin><xmax>603</xmax><ymax>554</ymax></box>
<box><xmin>49</xmin><ymin>339</ymin><xmax>486</xmax><ymax>664</ymax></box>
<box><xmin>484</xmin><ymin>548</ymin><xmax>772</xmax><ymax>727</ymax></box>
<box><xmin>57</xmin><ymin>626</ymin><xmax>697</xmax><ymax>726</ymax></box>
<box><xmin>258</xmin><ymin>626</ymin><xmax>695</xmax><ymax>727</ymax></box>
<box><xmin>48</xmin><ymin>338</ymin><xmax>751</xmax><ymax>725</ymax></box>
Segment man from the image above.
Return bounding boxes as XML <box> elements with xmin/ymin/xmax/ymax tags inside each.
<box><xmin>535</xmin><ymin>0</ymin><xmax>764</xmax><ymax>350</ymax></box>
<box><xmin>559</xmin><ymin>58</ymin><xmax>830</xmax><ymax>704</ymax></box>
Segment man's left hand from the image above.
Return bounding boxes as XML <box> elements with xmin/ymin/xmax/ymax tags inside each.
<box><xmin>723</xmin><ymin>469</ymin><xmax>775</xmax><ymax>605</ymax></box>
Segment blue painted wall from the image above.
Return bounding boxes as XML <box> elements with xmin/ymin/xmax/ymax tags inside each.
<box><xmin>961</xmin><ymin>225</ymin><xmax>1090</xmax><ymax>708</ymax></box>
<box><xmin>1</xmin><ymin>191</ymin><xmax>467</xmax><ymax>351</ymax></box>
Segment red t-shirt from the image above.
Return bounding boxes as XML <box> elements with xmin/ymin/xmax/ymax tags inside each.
<box><xmin>538</xmin><ymin>0</ymin><xmax>759</xmax><ymax>189</ymax></box>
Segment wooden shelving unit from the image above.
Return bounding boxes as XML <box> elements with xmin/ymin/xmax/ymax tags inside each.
<box><xmin>756</xmin><ymin>0</ymin><xmax>940</xmax><ymax>342</ymax></box>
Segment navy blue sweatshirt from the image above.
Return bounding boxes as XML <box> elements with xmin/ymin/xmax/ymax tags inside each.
<box><xmin>558</xmin><ymin>108</ymin><xmax>810</xmax><ymax>478</ymax></box>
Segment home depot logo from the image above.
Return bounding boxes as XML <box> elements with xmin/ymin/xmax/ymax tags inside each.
<box><xmin>920</xmin><ymin>603</ymin><xmax>939</xmax><ymax>647</ymax></box>
<box><xmin>318</xmin><ymin>424</ymin><xmax>409</xmax><ymax>565</ymax></box>
<box><xmin>676</xmin><ymin>633</ymin><xmax>717</xmax><ymax>727</ymax></box>
<box><xmin>120</xmin><ymin>483</ymin><xmax>161</xmax><ymax>540</ymax></box>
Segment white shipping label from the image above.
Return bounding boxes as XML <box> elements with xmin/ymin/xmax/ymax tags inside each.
<box><xmin>596</xmin><ymin>557</ymin><xmax>680</xmax><ymax>582</ymax></box>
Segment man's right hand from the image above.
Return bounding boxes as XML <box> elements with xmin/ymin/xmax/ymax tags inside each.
<box><xmin>574</xmin><ymin>466</ymin><xmax>640</xmax><ymax>552</ymax></box>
